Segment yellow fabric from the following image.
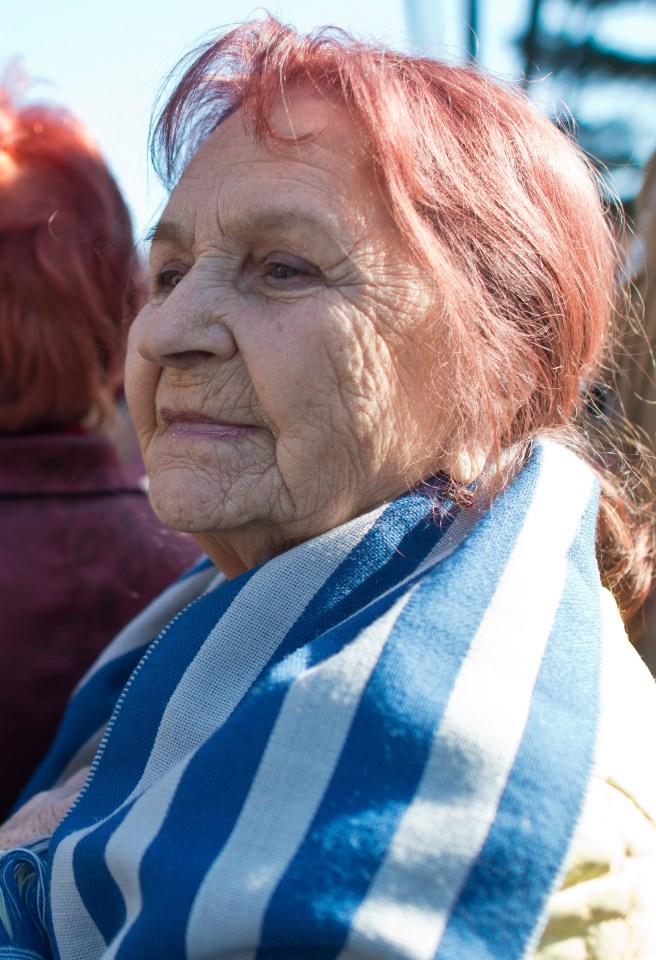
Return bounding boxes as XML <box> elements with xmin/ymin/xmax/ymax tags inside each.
<box><xmin>536</xmin><ymin>778</ymin><xmax>656</xmax><ymax>959</ymax></box>
<box><xmin>534</xmin><ymin>592</ymin><xmax>656</xmax><ymax>959</ymax></box>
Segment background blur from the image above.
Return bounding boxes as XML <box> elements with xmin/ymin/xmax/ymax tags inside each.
<box><xmin>3</xmin><ymin>0</ymin><xmax>656</xmax><ymax>238</ymax></box>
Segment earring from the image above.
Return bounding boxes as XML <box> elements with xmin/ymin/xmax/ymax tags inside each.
<box><xmin>443</xmin><ymin>477</ymin><xmax>475</xmax><ymax>509</ymax></box>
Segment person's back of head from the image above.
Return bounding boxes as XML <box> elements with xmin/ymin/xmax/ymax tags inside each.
<box><xmin>0</xmin><ymin>84</ymin><xmax>143</xmax><ymax>433</ymax></box>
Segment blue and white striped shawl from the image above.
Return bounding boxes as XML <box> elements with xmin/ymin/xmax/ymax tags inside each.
<box><xmin>2</xmin><ymin>439</ymin><xmax>608</xmax><ymax>959</ymax></box>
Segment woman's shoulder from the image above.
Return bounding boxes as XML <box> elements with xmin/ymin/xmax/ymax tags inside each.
<box><xmin>535</xmin><ymin>590</ymin><xmax>656</xmax><ymax>959</ymax></box>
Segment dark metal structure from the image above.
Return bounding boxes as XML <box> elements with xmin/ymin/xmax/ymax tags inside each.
<box><xmin>518</xmin><ymin>0</ymin><xmax>656</xmax><ymax>204</ymax></box>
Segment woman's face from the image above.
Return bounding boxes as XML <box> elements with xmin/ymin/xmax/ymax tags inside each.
<box><xmin>126</xmin><ymin>94</ymin><xmax>450</xmax><ymax>575</ymax></box>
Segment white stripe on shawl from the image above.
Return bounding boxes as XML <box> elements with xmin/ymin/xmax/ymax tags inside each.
<box><xmin>50</xmin><ymin>506</ymin><xmax>385</xmax><ymax>960</ymax></box>
<box><xmin>184</xmin><ymin>592</ymin><xmax>412</xmax><ymax>959</ymax></box>
<box><xmin>339</xmin><ymin>440</ymin><xmax>596</xmax><ymax>960</ymax></box>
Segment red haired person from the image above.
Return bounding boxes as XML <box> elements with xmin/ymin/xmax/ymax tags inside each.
<box><xmin>0</xmin><ymin>88</ymin><xmax>198</xmax><ymax>818</ymax></box>
<box><xmin>0</xmin><ymin>20</ymin><xmax>654</xmax><ymax>959</ymax></box>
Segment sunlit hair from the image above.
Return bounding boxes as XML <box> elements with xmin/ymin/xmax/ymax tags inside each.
<box><xmin>0</xmin><ymin>86</ymin><xmax>143</xmax><ymax>433</ymax></box>
<box><xmin>150</xmin><ymin>16</ymin><xmax>654</xmax><ymax>615</ymax></box>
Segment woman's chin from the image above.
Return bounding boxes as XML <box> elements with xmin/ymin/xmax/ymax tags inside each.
<box><xmin>146</xmin><ymin>472</ymin><xmax>236</xmax><ymax>536</ymax></box>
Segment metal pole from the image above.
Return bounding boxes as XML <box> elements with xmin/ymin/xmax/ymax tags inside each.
<box><xmin>467</xmin><ymin>0</ymin><xmax>479</xmax><ymax>60</ymax></box>
<box><xmin>522</xmin><ymin>0</ymin><xmax>543</xmax><ymax>87</ymax></box>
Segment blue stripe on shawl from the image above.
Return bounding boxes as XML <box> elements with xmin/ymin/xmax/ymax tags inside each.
<box><xmin>254</xmin><ymin>450</ymin><xmax>543</xmax><ymax>958</ymax></box>
<box><xmin>96</xmin><ymin>491</ymin><xmax>452</xmax><ymax>958</ymax></box>
<box><xmin>435</xmin><ymin>487</ymin><xmax>601</xmax><ymax>960</ymax></box>
<box><xmin>178</xmin><ymin>555</ymin><xmax>214</xmax><ymax>580</ymax></box>
<box><xmin>71</xmin><ymin>806</ymin><xmax>133</xmax><ymax>945</ymax></box>
<box><xmin>292</xmin><ymin>486</ymin><xmax>454</xmax><ymax>639</ymax></box>
<box><xmin>0</xmin><ymin>952</ymin><xmax>47</xmax><ymax>959</ymax></box>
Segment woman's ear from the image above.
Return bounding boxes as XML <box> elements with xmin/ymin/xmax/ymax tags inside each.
<box><xmin>446</xmin><ymin>445</ymin><xmax>488</xmax><ymax>485</ymax></box>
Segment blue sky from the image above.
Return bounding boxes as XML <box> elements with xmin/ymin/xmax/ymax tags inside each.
<box><xmin>1</xmin><ymin>1</ymin><xmax>527</xmax><ymax>239</ymax></box>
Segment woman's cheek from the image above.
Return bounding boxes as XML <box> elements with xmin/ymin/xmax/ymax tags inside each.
<box><xmin>124</xmin><ymin>351</ymin><xmax>159</xmax><ymax>448</ymax></box>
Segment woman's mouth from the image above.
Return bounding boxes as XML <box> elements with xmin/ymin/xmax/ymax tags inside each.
<box><xmin>159</xmin><ymin>408</ymin><xmax>254</xmax><ymax>441</ymax></box>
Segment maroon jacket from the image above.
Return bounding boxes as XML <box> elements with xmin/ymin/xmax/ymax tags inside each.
<box><xmin>0</xmin><ymin>432</ymin><xmax>200</xmax><ymax>817</ymax></box>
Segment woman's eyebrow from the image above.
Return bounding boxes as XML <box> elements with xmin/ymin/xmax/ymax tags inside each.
<box><xmin>221</xmin><ymin>206</ymin><xmax>340</xmax><ymax>241</ymax></box>
<box><xmin>145</xmin><ymin>220</ymin><xmax>194</xmax><ymax>248</ymax></box>
<box><xmin>146</xmin><ymin>207</ymin><xmax>348</xmax><ymax>254</ymax></box>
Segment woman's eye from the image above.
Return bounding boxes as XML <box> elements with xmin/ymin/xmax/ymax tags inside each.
<box><xmin>269</xmin><ymin>263</ymin><xmax>300</xmax><ymax>280</ymax></box>
<box><xmin>260</xmin><ymin>256</ymin><xmax>317</xmax><ymax>289</ymax></box>
<box><xmin>156</xmin><ymin>269</ymin><xmax>184</xmax><ymax>290</ymax></box>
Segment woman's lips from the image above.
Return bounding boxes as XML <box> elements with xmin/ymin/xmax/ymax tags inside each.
<box><xmin>159</xmin><ymin>408</ymin><xmax>254</xmax><ymax>441</ymax></box>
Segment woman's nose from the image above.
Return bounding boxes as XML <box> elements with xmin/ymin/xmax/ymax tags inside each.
<box><xmin>132</xmin><ymin>282</ymin><xmax>239</xmax><ymax>369</ymax></box>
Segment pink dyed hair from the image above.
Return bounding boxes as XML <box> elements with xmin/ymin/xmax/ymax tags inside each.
<box><xmin>150</xmin><ymin>16</ymin><xmax>653</xmax><ymax>614</ymax></box>
<box><xmin>0</xmin><ymin>89</ymin><xmax>144</xmax><ymax>433</ymax></box>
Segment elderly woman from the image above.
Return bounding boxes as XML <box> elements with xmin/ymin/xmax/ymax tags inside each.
<box><xmin>0</xmin><ymin>17</ymin><xmax>655</xmax><ymax>960</ymax></box>
<box><xmin>0</xmin><ymin>87</ymin><xmax>199</xmax><ymax>818</ymax></box>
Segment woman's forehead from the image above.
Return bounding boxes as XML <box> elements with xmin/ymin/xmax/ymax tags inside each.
<box><xmin>197</xmin><ymin>96</ymin><xmax>368</xmax><ymax>178</ymax></box>
<box><xmin>161</xmin><ymin>96</ymin><xmax>385</xmax><ymax>243</ymax></box>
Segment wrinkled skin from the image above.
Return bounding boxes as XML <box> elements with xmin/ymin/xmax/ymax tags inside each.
<box><xmin>125</xmin><ymin>93</ymin><xmax>455</xmax><ymax>577</ymax></box>
<box><xmin>0</xmin><ymin>95</ymin><xmax>458</xmax><ymax>846</ymax></box>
